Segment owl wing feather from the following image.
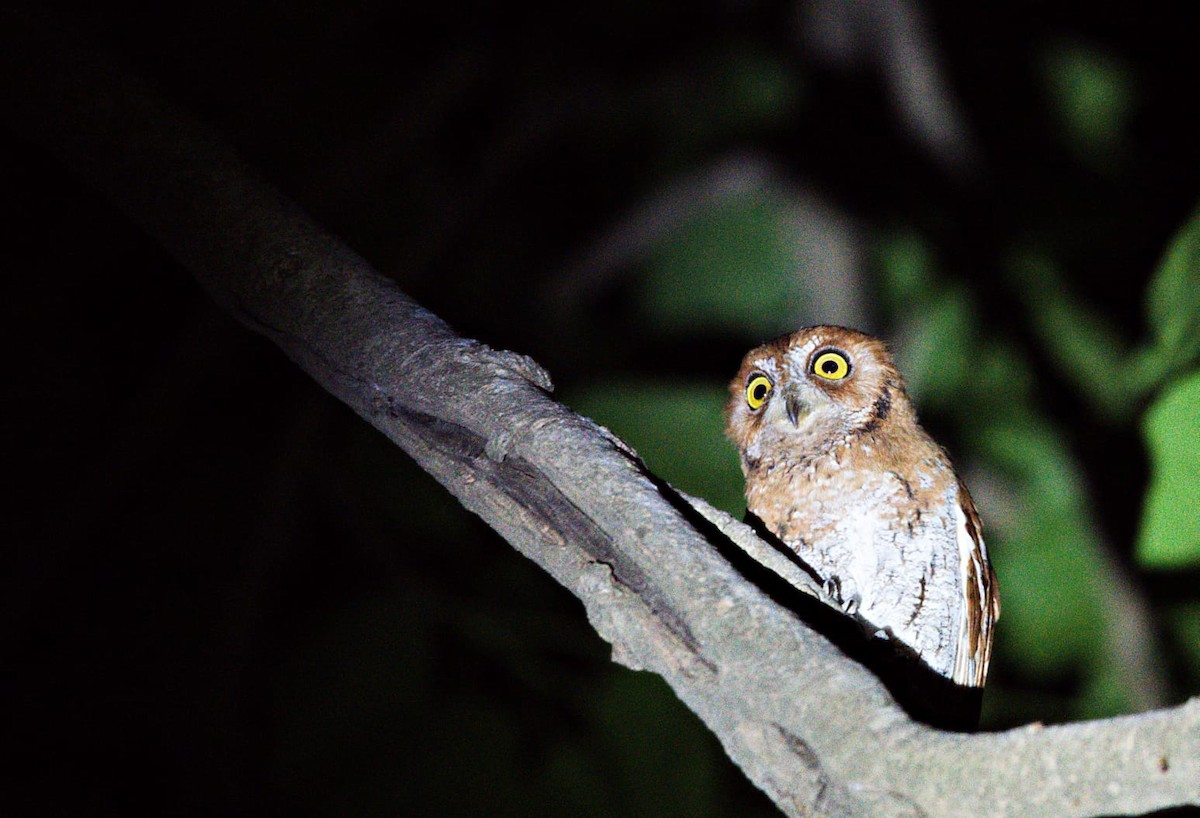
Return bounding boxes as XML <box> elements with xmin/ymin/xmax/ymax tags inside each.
<box><xmin>951</xmin><ymin>480</ymin><xmax>1000</xmax><ymax>687</ymax></box>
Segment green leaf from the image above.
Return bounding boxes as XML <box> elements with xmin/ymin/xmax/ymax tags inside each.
<box><xmin>1136</xmin><ymin>370</ymin><xmax>1200</xmax><ymax>568</ymax></box>
<box><xmin>1143</xmin><ymin>206</ymin><xmax>1200</xmax><ymax>377</ymax></box>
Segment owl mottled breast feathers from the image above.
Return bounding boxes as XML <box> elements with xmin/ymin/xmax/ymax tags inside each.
<box><xmin>725</xmin><ymin>326</ymin><xmax>999</xmax><ymax>688</ymax></box>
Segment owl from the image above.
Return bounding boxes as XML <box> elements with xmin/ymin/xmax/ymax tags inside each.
<box><xmin>725</xmin><ymin>326</ymin><xmax>999</xmax><ymax>687</ymax></box>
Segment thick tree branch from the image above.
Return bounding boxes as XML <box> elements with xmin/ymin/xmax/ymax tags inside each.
<box><xmin>3</xmin><ymin>9</ymin><xmax>1197</xmax><ymax>817</ymax></box>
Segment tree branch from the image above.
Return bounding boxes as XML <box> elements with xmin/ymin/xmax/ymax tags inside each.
<box><xmin>3</xmin><ymin>8</ymin><xmax>1196</xmax><ymax>817</ymax></box>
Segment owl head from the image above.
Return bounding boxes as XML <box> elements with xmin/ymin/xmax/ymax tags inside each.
<box><xmin>725</xmin><ymin>325</ymin><xmax>913</xmax><ymax>470</ymax></box>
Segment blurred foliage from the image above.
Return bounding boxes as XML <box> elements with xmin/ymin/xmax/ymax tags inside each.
<box><xmin>1006</xmin><ymin>207</ymin><xmax>1200</xmax><ymax>421</ymax></box>
<box><xmin>565</xmin><ymin>382</ymin><xmax>745</xmax><ymax>515</ymax></box>
<box><xmin>8</xmin><ymin>1</ymin><xmax>1200</xmax><ymax>816</ymax></box>
<box><xmin>1173</xmin><ymin>604</ymin><xmax>1200</xmax><ymax>679</ymax></box>
<box><xmin>1004</xmin><ymin>204</ymin><xmax>1200</xmax><ymax>576</ymax></box>
<box><xmin>1041</xmin><ymin>41</ymin><xmax>1134</xmax><ymax>169</ymax></box>
<box><xmin>638</xmin><ymin>188</ymin><xmax>808</xmax><ymax>336</ymax></box>
<box><xmin>1138</xmin><ymin>371</ymin><xmax>1200</xmax><ymax>568</ymax></box>
<box><xmin>879</xmin><ymin>231</ymin><xmax>1133</xmax><ymax>718</ymax></box>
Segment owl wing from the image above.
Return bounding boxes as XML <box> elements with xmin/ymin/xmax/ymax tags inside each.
<box><xmin>951</xmin><ymin>480</ymin><xmax>1000</xmax><ymax>688</ymax></box>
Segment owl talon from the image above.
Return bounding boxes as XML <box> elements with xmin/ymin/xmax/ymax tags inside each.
<box><xmin>821</xmin><ymin>576</ymin><xmax>841</xmax><ymax>604</ymax></box>
<box><xmin>821</xmin><ymin>576</ymin><xmax>861</xmax><ymax>616</ymax></box>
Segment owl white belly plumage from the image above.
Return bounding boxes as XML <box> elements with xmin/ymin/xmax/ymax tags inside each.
<box><xmin>753</xmin><ymin>462</ymin><xmax>965</xmax><ymax>681</ymax></box>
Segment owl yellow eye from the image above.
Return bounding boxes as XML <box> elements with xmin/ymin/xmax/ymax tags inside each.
<box><xmin>812</xmin><ymin>350</ymin><xmax>850</xmax><ymax>380</ymax></box>
<box><xmin>746</xmin><ymin>375</ymin><xmax>772</xmax><ymax>409</ymax></box>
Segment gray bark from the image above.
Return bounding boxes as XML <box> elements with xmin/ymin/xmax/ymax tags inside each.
<box><xmin>3</xmin><ymin>8</ymin><xmax>1197</xmax><ymax>817</ymax></box>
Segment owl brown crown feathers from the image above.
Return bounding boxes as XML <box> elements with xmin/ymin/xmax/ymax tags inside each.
<box><xmin>725</xmin><ymin>325</ymin><xmax>999</xmax><ymax>687</ymax></box>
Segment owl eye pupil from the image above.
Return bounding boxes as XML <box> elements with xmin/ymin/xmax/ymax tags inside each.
<box><xmin>821</xmin><ymin>361</ymin><xmax>838</xmax><ymax>374</ymax></box>
<box><xmin>753</xmin><ymin>384</ymin><xmax>767</xmax><ymax>400</ymax></box>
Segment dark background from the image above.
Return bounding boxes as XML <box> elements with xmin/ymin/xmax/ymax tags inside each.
<box><xmin>5</xmin><ymin>1</ymin><xmax>1199</xmax><ymax>815</ymax></box>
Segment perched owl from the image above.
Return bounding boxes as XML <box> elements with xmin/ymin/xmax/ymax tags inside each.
<box><xmin>725</xmin><ymin>326</ymin><xmax>999</xmax><ymax>687</ymax></box>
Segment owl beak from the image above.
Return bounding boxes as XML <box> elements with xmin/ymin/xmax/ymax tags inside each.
<box><xmin>784</xmin><ymin>389</ymin><xmax>809</xmax><ymax>427</ymax></box>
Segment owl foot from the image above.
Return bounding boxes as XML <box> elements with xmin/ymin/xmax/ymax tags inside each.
<box><xmin>821</xmin><ymin>575</ymin><xmax>839</xmax><ymax>604</ymax></box>
<box><xmin>822</xmin><ymin>576</ymin><xmax>861</xmax><ymax>616</ymax></box>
